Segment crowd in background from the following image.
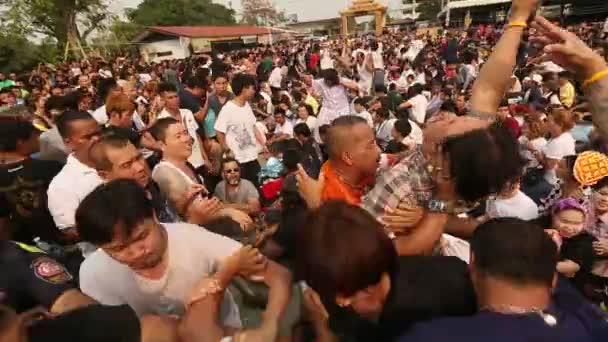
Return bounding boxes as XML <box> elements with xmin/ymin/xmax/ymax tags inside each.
<box><xmin>2</xmin><ymin>0</ymin><xmax>608</xmax><ymax>341</ymax></box>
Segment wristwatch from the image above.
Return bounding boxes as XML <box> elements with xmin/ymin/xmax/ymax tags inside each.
<box><xmin>426</xmin><ymin>199</ymin><xmax>456</xmax><ymax>214</ymax></box>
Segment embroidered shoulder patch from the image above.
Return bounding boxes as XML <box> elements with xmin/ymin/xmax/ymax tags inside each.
<box><xmin>31</xmin><ymin>257</ymin><xmax>73</xmax><ymax>284</ymax></box>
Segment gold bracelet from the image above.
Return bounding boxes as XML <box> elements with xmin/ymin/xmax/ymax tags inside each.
<box><xmin>582</xmin><ymin>69</ymin><xmax>608</xmax><ymax>88</ymax></box>
<box><xmin>505</xmin><ymin>21</ymin><xmax>528</xmax><ymax>30</ymax></box>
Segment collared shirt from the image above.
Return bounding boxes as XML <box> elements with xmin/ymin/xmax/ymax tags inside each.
<box><xmin>47</xmin><ymin>154</ymin><xmax>103</xmax><ymax>257</ymax></box>
<box><xmin>361</xmin><ymin>148</ymin><xmax>434</xmax><ymax>218</ymax></box>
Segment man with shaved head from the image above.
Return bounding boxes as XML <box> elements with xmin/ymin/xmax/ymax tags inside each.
<box><xmin>321</xmin><ymin>116</ymin><xmax>382</xmax><ymax>205</ymax></box>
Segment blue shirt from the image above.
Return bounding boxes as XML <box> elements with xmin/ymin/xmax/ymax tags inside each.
<box><xmin>398</xmin><ymin>278</ymin><xmax>608</xmax><ymax>342</ymax></box>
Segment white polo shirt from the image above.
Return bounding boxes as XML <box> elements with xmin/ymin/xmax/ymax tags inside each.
<box><xmin>47</xmin><ymin>154</ymin><xmax>103</xmax><ymax>257</ymax></box>
<box><xmin>158</xmin><ymin>108</ymin><xmax>204</xmax><ymax>168</ymax></box>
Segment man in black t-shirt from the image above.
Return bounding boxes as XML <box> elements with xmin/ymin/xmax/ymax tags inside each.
<box><xmin>297</xmin><ymin>201</ymin><xmax>476</xmax><ymax>342</ymax></box>
<box><xmin>0</xmin><ymin>120</ymin><xmax>63</xmax><ymax>244</ymax></box>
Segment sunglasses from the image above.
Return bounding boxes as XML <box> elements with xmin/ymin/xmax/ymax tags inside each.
<box><xmin>225</xmin><ymin>168</ymin><xmax>240</xmax><ymax>174</ymax></box>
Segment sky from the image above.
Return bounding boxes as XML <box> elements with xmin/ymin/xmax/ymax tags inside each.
<box><xmin>110</xmin><ymin>0</ymin><xmax>406</xmax><ymax>23</ymax></box>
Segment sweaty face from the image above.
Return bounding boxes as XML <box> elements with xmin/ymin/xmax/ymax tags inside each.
<box><xmin>553</xmin><ymin>209</ymin><xmax>586</xmax><ymax>239</ymax></box>
<box><xmin>105</xmin><ymin>143</ymin><xmax>150</xmax><ymax>188</ymax></box>
<box><xmin>222</xmin><ymin>161</ymin><xmax>241</xmax><ymax>186</ymax></box>
<box><xmin>65</xmin><ymin>119</ymin><xmax>101</xmax><ymax>156</ymax></box>
<box><xmin>162</xmin><ymin>123</ymin><xmax>193</xmax><ymax>160</ymax></box>
<box><xmin>100</xmin><ymin>218</ymin><xmax>167</xmax><ymax>271</ymax></box>
<box><xmin>347</xmin><ymin>123</ymin><xmax>381</xmax><ymax>177</ymax></box>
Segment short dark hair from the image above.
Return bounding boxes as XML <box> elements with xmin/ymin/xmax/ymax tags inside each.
<box><xmin>97</xmin><ymin>78</ymin><xmax>118</xmax><ymax>101</ymax></box>
<box><xmin>471</xmin><ymin>218</ymin><xmax>557</xmax><ymax>287</ymax></box>
<box><xmin>89</xmin><ymin>133</ymin><xmax>131</xmax><ymax>171</ymax></box>
<box><xmin>297</xmin><ymin>103</ymin><xmax>314</xmax><ymax>117</ymax></box>
<box><xmin>393</xmin><ymin>119</ymin><xmax>412</xmax><ymax>138</ymax></box>
<box><xmin>158</xmin><ymin>82</ymin><xmax>178</xmax><ymax>95</ymax></box>
<box><xmin>296</xmin><ymin>200</ymin><xmax>397</xmax><ymax>302</ymax></box>
<box><xmin>148</xmin><ymin>117</ymin><xmax>179</xmax><ymax>143</ymax></box>
<box><xmin>76</xmin><ymin>179</ymin><xmax>155</xmax><ymax>245</ymax></box>
<box><xmin>318</xmin><ymin>124</ymin><xmax>331</xmax><ymax>136</ymax></box>
<box><xmin>443</xmin><ymin>122</ymin><xmax>526</xmax><ymax>202</ymax></box>
<box><xmin>283</xmin><ymin>148</ymin><xmax>302</xmax><ymax>172</ymax></box>
<box><xmin>353</xmin><ymin>97</ymin><xmax>368</xmax><ymax>108</ymax></box>
<box><xmin>440</xmin><ymin>100</ymin><xmax>457</xmax><ymax>113</ymax></box>
<box><xmin>376</xmin><ymin>107</ymin><xmax>390</xmax><ymax>119</ymax></box>
<box><xmin>0</xmin><ymin>120</ymin><xmax>37</xmax><ymax>152</ymax></box>
<box><xmin>56</xmin><ymin>110</ymin><xmax>96</xmax><ymax>139</ymax></box>
<box><xmin>185</xmin><ymin>76</ymin><xmax>207</xmax><ymax>89</ymax></box>
<box><xmin>232</xmin><ymin>74</ymin><xmax>257</xmax><ymax>96</ymax></box>
<box><xmin>294</xmin><ymin>123</ymin><xmax>312</xmax><ymax>138</ymax></box>
<box><xmin>212</xmin><ymin>73</ymin><xmax>229</xmax><ymax>82</ymax></box>
<box><xmin>322</xmin><ymin>69</ymin><xmax>340</xmax><ymax>88</ymax></box>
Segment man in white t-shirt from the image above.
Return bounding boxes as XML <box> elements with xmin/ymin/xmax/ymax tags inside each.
<box><xmin>399</xmin><ymin>84</ymin><xmax>429</xmax><ymax>126</ymax></box>
<box><xmin>270</xmin><ymin>111</ymin><xmax>293</xmax><ymax>143</ymax></box>
<box><xmin>157</xmin><ymin>82</ymin><xmax>208</xmax><ymax>170</ymax></box>
<box><xmin>215</xmin><ymin>74</ymin><xmax>266</xmax><ymax>186</ymax></box>
<box><xmin>485</xmin><ymin>181</ymin><xmax>539</xmax><ymax>221</ymax></box>
<box><xmin>77</xmin><ymin>179</ymin><xmax>293</xmax><ymax>337</ymax></box>
<box><xmin>353</xmin><ymin>97</ymin><xmax>374</xmax><ymax>127</ymax></box>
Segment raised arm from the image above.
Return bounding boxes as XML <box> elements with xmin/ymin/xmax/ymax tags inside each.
<box><xmin>531</xmin><ymin>16</ymin><xmax>608</xmax><ymax>136</ymax></box>
<box><xmin>470</xmin><ymin>0</ymin><xmax>540</xmax><ymax>116</ymax></box>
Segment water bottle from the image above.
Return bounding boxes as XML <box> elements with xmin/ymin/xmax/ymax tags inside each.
<box><xmin>33</xmin><ymin>237</ymin><xmax>65</xmax><ymax>259</ymax></box>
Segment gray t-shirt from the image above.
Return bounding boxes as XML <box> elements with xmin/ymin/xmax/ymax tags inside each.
<box><xmin>214</xmin><ymin>180</ymin><xmax>259</xmax><ymax>205</ymax></box>
<box><xmin>79</xmin><ymin>222</ymin><xmax>243</xmax><ymax>328</ymax></box>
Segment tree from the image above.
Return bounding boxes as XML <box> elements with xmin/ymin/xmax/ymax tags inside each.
<box><xmin>128</xmin><ymin>0</ymin><xmax>236</xmax><ymax>27</ymax></box>
<box><xmin>417</xmin><ymin>0</ymin><xmax>442</xmax><ymax>22</ymax></box>
<box><xmin>241</xmin><ymin>0</ymin><xmax>286</xmax><ymax>26</ymax></box>
<box><xmin>0</xmin><ymin>0</ymin><xmax>110</xmax><ymax>48</ymax></box>
<box><xmin>0</xmin><ymin>33</ymin><xmax>60</xmax><ymax>74</ymax></box>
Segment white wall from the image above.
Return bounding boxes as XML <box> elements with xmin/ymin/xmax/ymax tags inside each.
<box><xmin>140</xmin><ymin>39</ymin><xmax>190</xmax><ymax>63</ymax></box>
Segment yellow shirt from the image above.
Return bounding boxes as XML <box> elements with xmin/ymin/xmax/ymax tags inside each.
<box><xmin>305</xmin><ymin>95</ymin><xmax>320</xmax><ymax>115</ymax></box>
<box><xmin>560</xmin><ymin>82</ymin><xmax>575</xmax><ymax>108</ymax></box>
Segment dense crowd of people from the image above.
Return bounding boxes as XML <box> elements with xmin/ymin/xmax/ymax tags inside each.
<box><xmin>2</xmin><ymin>0</ymin><xmax>608</xmax><ymax>340</ymax></box>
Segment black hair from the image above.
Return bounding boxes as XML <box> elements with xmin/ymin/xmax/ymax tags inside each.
<box><xmin>471</xmin><ymin>218</ymin><xmax>557</xmax><ymax>287</ymax></box>
<box><xmin>0</xmin><ymin>120</ymin><xmax>37</xmax><ymax>152</ymax></box>
<box><xmin>443</xmin><ymin>122</ymin><xmax>526</xmax><ymax>202</ymax></box>
<box><xmin>353</xmin><ymin>97</ymin><xmax>368</xmax><ymax>109</ymax></box>
<box><xmin>231</xmin><ymin>74</ymin><xmax>257</xmax><ymax>96</ymax></box>
<box><xmin>56</xmin><ymin>110</ymin><xmax>96</xmax><ymax>139</ymax></box>
<box><xmin>322</xmin><ymin>69</ymin><xmax>340</xmax><ymax>88</ymax></box>
<box><xmin>89</xmin><ymin>133</ymin><xmax>131</xmax><ymax>171</ymax></box>
<box><xmin>158</xmin><ymin>82</ymin><xmax>178</xmax><ymax>94</ymax></box>
<box><xmin>292</xmin><ymin>91</ymin><xmax>304</xmax><ymax>102</ymax></box>
<box><xmin>97</xmin><ymin>78</ymin><xmax>118</xmax><ymax>101</ymax></box>
<box><xmin>44</xmin><ymin>95</ymin><xmax>66</xmax><ymax>113</ymax></box>
<box><xmin>374</xmin><ymin>84</ymin><xmax>387</xmax><ymax>94</ymax></box>
<box><xmin>148</xmin><ymin>117</ymin><xmax>179</xmax><ymax>143</ymax></box>
<box><xmin>185</xmin><ymin>76</ymin><xmax>207</xmax><ymax>89</ymax></box>
<box><xmin>592</xmin><ymin>176</ymin><xmax>608</xmax><ymax>191</ymax></box>
<box><xmin>283</xmin><ymin>148</ymin><xmax>302</xmax><ymax>173</ymax></box>
<box><xmin>76</xmin><ymin>179</ymin><xmax>155</xmax><ymax>245</ymax></box>
<box><xmin>296</xmin><ymin>200</ymin><xmax>397</xmax><ymax>302</ymax></box>
<box><xmin>376</xmin><ymin>107</ymin><xmax>390</xmax><ymax>119</ymax></box>
<box><xmin>294</xmin><ymin>123</ymin><xmax>312</xmax><ymax>138</ymax></box>
<box><xmin>440</xmin><ymin>100</ymin><xmax>457</xmax><ymax>113</ymax></box>
<box><xmin>395</xmin><ymin>107</ymin><xmax>410</xmax><ymax>121</ymax></box>
<box><xmin>297</xmin><ymin>103</ymin><xmax>314</xmax><ymax>117</ymax></box>
<box><xmin>318</xmin><ymin>124</ymin><xmax>331</xmax><ymax>136</ymax></box>
<box><xmin>408</xmin><ymin>83</ymin><xmax>423</xmax><ymax>97</ymax></box>
<box><xmin>393</xmin><ymin>119</ymin><xmax>412</xmax><ymax>138</ymax></box>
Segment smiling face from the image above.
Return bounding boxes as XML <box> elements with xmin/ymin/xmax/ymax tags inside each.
<box><xmin>222</xmin><ymin>160</ymin><xmax>241</xmax><ymax>186</ymax></box>
<box><xmin>594</xmin><ymin>185</ymin><xmax>608</xmax><ymax>213</ymax></box>
<box><xmin>160</xmin><ymin>123</ymin><xmax>193</xmax><ymax>161</ymax></box>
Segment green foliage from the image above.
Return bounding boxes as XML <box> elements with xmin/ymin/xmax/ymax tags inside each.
<box><xmin>0</xmin><ymin>34</ymin><xmax>60</xmax><ymax>74</ymax></box>
<box><xmin>417</xmin><ymin>0</ymin><xmax>442</xmax><ymax>22</ymax></box>
<box><xmin>128</xmin><ymin>0</ymin><xmax>236</xmax><ymax>27</ymax></box>
<box><xmin>241</xmin><ymin>0</ymin><xmax>286</xmax><ymax>26</ymax></box>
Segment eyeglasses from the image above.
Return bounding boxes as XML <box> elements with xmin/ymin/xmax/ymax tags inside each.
<box><xmin>225</xmin><ymin>168</ymin><xmax>240</xmax><ymax>174</ymax></box>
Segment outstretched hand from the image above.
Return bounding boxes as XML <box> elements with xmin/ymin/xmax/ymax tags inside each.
<box><xmin>296</xmin><ymin>164</ymin><xmax>326</xmax><ymax>210</ymax></box>
<box><xmin>530</xmin><ymin>16</ymin><xmax>607</xmax><ymax>80</ymax></box>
